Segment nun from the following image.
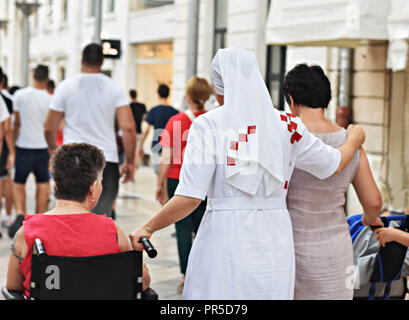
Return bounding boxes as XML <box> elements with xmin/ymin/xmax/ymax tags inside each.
<box><xmin>130</xmin><ymin>48</ymin><xmax>366</xmax><ymax>300</ymax></box>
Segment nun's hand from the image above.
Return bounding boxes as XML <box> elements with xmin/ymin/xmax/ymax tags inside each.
<box><xmin>346</xmin><ymin>125</ymin><xmax>366</xmax><ymax>149</ymax></box>
<box><xmin>129</xmin><ymin>226</ymin><xmax>153</xmax><ymax>251</ymax></box>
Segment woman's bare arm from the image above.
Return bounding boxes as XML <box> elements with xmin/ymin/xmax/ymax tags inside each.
<box><xmin>117</xmin><ymin>224</ymin><xmax>132</xmax><ymax>252</ymax></box>
<box><xmin>352</xmin><ymin>148</ymin><xmax>383</xmax><ymax>225</ymax></box>
<box><xmin>138</xmin><ymin>124</ymin><xmax>152</xmax><ymax>158</ymax></box>
<box><xmin>156</xmin><ymin>147</ymin><xmax>172</xmax><ymax>205</ymax></box>
<box><xmin>6</xmin><ymin>228</ymin><xmax>27</xmax><ymax>292</ymax></box>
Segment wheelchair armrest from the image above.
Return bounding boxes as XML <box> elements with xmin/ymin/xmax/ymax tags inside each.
<box><xmin>142</xmin><ymin>288</ymin><xmax>159</xmax><ymax>300</ymax></box>
<box><xmin>2</xmin><ymin>286</ymin><xmax>25</xmax><ymax>300</ymax></box>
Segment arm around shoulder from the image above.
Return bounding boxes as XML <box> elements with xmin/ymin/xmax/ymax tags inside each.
<box><xmin>335</xmin><ymin>125</ymin><xmax>366</xmax><ymax>174</ymax></box>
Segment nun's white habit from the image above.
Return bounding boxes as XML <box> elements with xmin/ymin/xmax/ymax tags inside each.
<box><xmin>175</xmin><ymin>49</ymin><xmax>341</xmax><ymax>300</ymax></box>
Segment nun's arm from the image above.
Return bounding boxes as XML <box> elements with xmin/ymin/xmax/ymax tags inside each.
<box><xmin>335</xmin><ymin>125</ymin><xmax>366</xmax><ymax>174</ymax></box>
<box><xmin>129</xmin><ymin>195</ymin><xmax>201</xmax><ymax>251</ymax></box>
<box><xmin>295</xmin><ymin>124</ymin><xmax>365</xmax><ymax>179</ymax></box>
<box><xmin>130</xmin><ymin>118</ymin><xmax>215</xmax><ymax>251</ymax></box>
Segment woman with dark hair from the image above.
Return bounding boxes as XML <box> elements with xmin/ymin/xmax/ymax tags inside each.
<box><xmin>283</xmin><ymin>64</ymin><xmax>384</xmax><ymax>300</ymax></box>
<box><xmin>6</xmin><ymin>143</ymin><xmax>150</xmax><ymax>299</ymax></box>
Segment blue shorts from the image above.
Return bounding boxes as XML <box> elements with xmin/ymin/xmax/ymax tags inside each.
<box><xmin>14</xmin><ymin>147</ymin><xmax>50</xmax><ymax>184</ymax></box>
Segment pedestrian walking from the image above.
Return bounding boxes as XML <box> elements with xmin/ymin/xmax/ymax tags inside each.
<box><xmin>1</xmin><ymin>73</ymin><xmax>15</xmax><ymax>104</ymax></box>
<box><xmin>284</xmin><ymin>64</ymin><xmax>384</xmax><ymax>300</ymax></box>
<box><xmin>130</xmin><ymin>48</ymin><xmax>366</xmax><ymax>300</ymax></box>
<box><xmin>8</xmin><ymin>86</ymin><xmax>21</xmax><ymax>96</ymax></box>
<box><xmin>129</xmin><ymin>89</ymin><xmax>147</xmax><ymax>168</ymax></box>
<box><xmin>0</xmin><ymin>83</ymin><xmax>10</xmax><ymax>161</ymax></box>
<box><xmin>129</xmin><ymin>89</ymin><xmax>147</xmax><ymax>137</ymax></box>
<box><xmin>0</xmin><ymin>68</ymin><xmax>15</xmax><ymax>228</ymax></box>
<box><xmin>138</xmin><ymin>84</ymin><xmax>179</xmax><ymax>174</ymax></box>
<box><xmin>0</xmin><ymin>88</ymin><xmax>9</xmax><ymax>150</ymax></box>
<box><xmin>46</xmin><ymin>79</ymin><xmax>56</xmax><ymax>95</ymax></box>
<box><xmin>156</xmin><ymin>77</ymin><xmax>212</xmax><ymax>293</ymax></box>
<box><xmin>44</xmin><ymin>43</ymin><xmax>136</xmax><ymax>219</ymax></box>
<box><xmin>8</xmin><ymin>65</ymin><xmax>51</xmax><ymax>238</ymax></box>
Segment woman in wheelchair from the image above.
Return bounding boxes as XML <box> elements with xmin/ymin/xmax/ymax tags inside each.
<box><xmin>6</xmin><ymin>143</ymin><xmax>151</xmax><ymax>299</ymax></box>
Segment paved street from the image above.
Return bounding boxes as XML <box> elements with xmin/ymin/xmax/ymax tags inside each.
<box><xmin>0</xmin><ymin>165</ymin><xmax>182</xmax><ymax>300</ymax></box>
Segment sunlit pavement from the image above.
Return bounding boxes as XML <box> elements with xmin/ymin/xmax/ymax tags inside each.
<box><xmin>0</xmin><ymin>166</ymin><xmax>182</xmax><ymax>300</ymax></box>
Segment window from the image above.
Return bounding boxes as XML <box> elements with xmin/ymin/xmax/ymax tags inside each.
<box><xmin>143</xmin><ymin>0</ymin><xmax>174</xmax><ymax>8</ymax></box>
<box><xmin>5</xmin><ymin>0</ymin><xmax>10</xmax><ymax>19</ymax></box>
<box><xmin>59</xmin><ymin>65</ymin><xmax>66</xmax><ymax>82</ymax></box>
<box><xmin>266</xmin><ymin>46</ymin><xmax>287</xmax><ymax>110</ymax></box>
<box><xmin>29</xmin><ymin>10</ymin><xmax>38</xmax><ymax>31</ymax></box>
<box><xmin>130</xmin><ymin>0</ymin><xmax>174</xmax><ymax>11</ymax></box>
<box><xmin>47</xmin><ymin>0</ymin><xmax>55</xmax><ymax>26</ymax></box>
<box><xmin>213</xmin><ymin>0</ymin><xmax>228</xmax><ymax>55</ymax></box>
<box><xmin>62</xmin><ymin>0</ymin><xmax>68</xmax><ymax>21</ymax></box>
<box><xmin>265</xmin><ymin>0</ymin><xmax>287</xmax><ymax>110</ymax></box>
<box><xmin>89</xmin><ymin>0</ymin><xmax>97</xmax><ymax>17</ymax></box>
<box><xmin>107</xmin><ymin>0</ymin><xmax>115</xmax><ymax>12</ymax></box>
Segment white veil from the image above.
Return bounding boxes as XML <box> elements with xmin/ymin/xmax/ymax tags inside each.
<box><xmin>211</xmin><ymin>48</ymin><xmax>285</xmax><ymax>196</ymax></box>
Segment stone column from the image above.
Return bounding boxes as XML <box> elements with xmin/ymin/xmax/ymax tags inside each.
<box><xmin>346</xmin><ymin>41</ymin><xmax>390</xmax><ymax>213</ymax></box>
<box><xmin>401</xmin><ymin>42</ymin><xmax>409</xmax><ymax>208</ymax></box>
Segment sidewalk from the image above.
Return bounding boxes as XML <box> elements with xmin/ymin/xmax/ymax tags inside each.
<box><xmin>0</xmin><ymin>166</ymin><xmax>182</xmax><ymax>300</ymax></box>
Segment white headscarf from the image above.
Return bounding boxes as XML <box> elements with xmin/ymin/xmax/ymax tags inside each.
<box><xmin>211</xmin><ymin>48</ymin><xmax>284</xmax><ymax>196</ymax></box>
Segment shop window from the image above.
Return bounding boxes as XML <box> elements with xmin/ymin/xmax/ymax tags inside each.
<box><xmin>62</xmin><ymin>0</ymin><xmax>68</xmax><ymax>21</ymax></box>
<box><xmin>107</xmin><ymin>0</ymin><xmax>115</xmax><ymax>12</ymax></box>
<box><xmin>266</xmin><ymin>0</ymin><xmax>287</xmax><ymax>110</ymax></box>
<box><xmin>213</xmin><ymin>0</ymin><xmax>228</xmax><ymax>56</ymax></box>
<box><xmin>266</xmin><ymin>46</ymin><xmax>287</xmax><ymax>110</ymax></box>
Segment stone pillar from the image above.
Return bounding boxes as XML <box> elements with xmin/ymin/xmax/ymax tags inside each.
<box><xmin>401</xmin><ymin>42</ymin><xmax>409</xmax><ymax>208</ymax></box>
<box><xmin>346</xmin><ymin>42</ymin><xmax>390</xmax><ymax>214</ymax></box>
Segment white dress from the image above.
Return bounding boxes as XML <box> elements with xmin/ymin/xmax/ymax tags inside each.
<box><xmin>175</xmin><ymin>106</ymin><xmax>341</xmax><ymax>300</ymax></box>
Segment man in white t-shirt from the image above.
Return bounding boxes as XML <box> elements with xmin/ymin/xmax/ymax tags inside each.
<box><xmin>44</xmin><ymin>43</ymin><xmax>136</xmax><ymax>219</ymax></box>
<box><xmin>7</xmin><ymin>65</ymin><xmax>51</xmax><ymax>238</ymax></box>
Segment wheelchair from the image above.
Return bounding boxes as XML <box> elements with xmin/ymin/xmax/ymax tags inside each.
<box><xmin>348</xmin><ymin>213</ymin><xmax>409</xmax><ymax>300</ymax></box>
<box><xmin>2</xmin><ymin>237</ymin><xmax>159</xmax><ymax>300</ymax></box>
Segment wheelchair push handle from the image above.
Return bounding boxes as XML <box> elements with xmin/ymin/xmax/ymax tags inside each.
<box><xmin>140</xmin><ymin>237</ymin><xmax>157</xmax><ymax>258</ymax></box>
<box><xmin>370</xmin><ymin>215</ymin><xmax>407</xmax><ymax>230</ymax></box>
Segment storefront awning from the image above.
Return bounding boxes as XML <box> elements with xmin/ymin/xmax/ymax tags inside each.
<box><xmin>387</xmin><ymin>0</ymin><xmax>409</xmax><ymax>71</ymax></box>
<box><xmin>266</xmin><ymin>0</ymin><xmax>390</xmax><ymax>48</ymax></box>
<box><xmin>128</xmin><ymin>5</ymin><xmax>175</xmax><ymax>44</ymax></box>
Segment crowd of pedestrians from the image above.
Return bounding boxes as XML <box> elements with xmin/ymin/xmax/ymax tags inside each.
<box><xmin>1</xmin><ymin>43</ymin><xmax>408</xmax><ymax>301</ymax></box>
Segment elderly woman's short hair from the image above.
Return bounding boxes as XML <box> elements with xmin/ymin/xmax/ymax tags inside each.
<box><xmin>50</xmin><ymin>143</ymin><xmax>106</xmax><ymax>202</ymax></box>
